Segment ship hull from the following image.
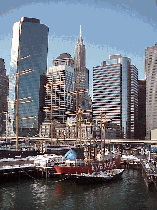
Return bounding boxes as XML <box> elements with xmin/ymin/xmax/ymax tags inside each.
<box><xmin>54</xmin><ymin>156</ymin><xmax>121</xmax><ymax>174</ymax></box>
<box><xmin>74</xmin><ymin>169</ymin><xmax>124</xmax><ymax>184</ymax></box>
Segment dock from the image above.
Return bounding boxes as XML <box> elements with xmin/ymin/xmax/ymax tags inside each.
<box><xmin>0</xmin><ymin>156</ymin><xmax>59</xmax><ymax>183</ymax></box>
<box><xmin>141</xmin><ymin>158</ymin><xmax>157</xmax><ymax>188</ymax></box>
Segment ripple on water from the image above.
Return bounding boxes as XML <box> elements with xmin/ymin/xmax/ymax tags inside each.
<box><xmin>0</xmin><ymin>170</ymin><xmax>157</xmax><ymax>210</ymax></box>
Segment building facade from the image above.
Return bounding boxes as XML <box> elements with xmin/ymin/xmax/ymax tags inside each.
<box><xmin>93</xmin><ymin>55</ymin><xmax>138</xmax><ymax>139</ymax></box>
<box><xmin>130</xmin><ymin>64</ymin><xmax>138</xmax><ymax>139</ymax></box>
<box><xmin>9</xmin><ymin>17</ymin><xmax>49</xmax><ymax>137</ymax></box>
<box><xmin>0</xmin><ymin>58</ymin><xmax>8</xmax><ymax>136</ymax></box>
<box><xmin>40</xmin><ymin>53</ymin><xmax>75</xmax><ymax>137</ymax></box>
<box><xmin>138</xmin><ymin>80</ymin><xmax>146</xmax><ymax>139</ymax></box>
<box><xmin>145</xmin><ymin>44</ymin><xmax>157</xmax><ymax>138</ymax></box>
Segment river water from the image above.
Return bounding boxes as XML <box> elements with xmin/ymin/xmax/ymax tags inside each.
<box><xmin>0</xmin><ymin>169</ymin><xmax>157</xmax><ymax>210</ymax></box>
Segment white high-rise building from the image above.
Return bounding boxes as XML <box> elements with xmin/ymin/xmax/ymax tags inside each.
<box><xmin>145</xmin><ymin>44</ymin><xmax>157</xmax><ymax>138</ymax></box>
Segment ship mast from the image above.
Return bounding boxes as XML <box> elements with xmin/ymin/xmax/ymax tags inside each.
<box><xmin>100</xmin><ymin>110</ymin><xmax>107</xmax><ymax>158</ymax></box>
<box><xmin>104</xmin><ymin>113</ymin><xmax>107</xmax><ymax>156</ymax></box>
<box><xmin>50</xmin><ymin>67</ymin><xmax>53</xmax><ymax>145</ymax></box>
<box><xmin>16</xmin><ymin>23</ymin><xmax>20</xmax><ymax>150</ymax></box>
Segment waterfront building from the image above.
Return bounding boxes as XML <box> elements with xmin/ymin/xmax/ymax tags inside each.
<box><xmin>40</xmin><ymin>53</ymin><xmax>75</xmax><ymax>137</ymax></box>
<box><xmin>93</xmin><ymin>55</ymin><xmax>138</xmax><ymax>139</ymax></box>
<box><xmin>74</xmin><ymin>26</ymin><xmax>89</xmax><ymax>111</ymax></box>
<box><xmin>145</xmin><ymin>44</ymin><xmax>157</xmax><ymax>139</ymax></box>
<box><xmin>130</xmin><ymin>64</ymin><xmax>138</xmax><ymax>139</ymax></box>
<box><xmin>0</xmin><ymin>58</ymin><xmax>8</xmax><ymax>136</ymax></box>
<box><xmin>9</xmin><ymin>17</ymin><xmax>49</xmax><ymax>137</ymax></box>
<box><xmin>138</xmin><ymin>80</ymin><xmax>146</xmax><ymax>140</ymax></box>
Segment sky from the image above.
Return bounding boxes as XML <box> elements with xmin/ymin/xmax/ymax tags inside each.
<box><xmin>0</xmin><ymin>0</ymin><xmax>157</xmax><ymax>97</ymax></box>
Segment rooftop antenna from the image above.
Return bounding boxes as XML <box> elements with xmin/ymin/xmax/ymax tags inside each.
<box><xmin>80</xmin><ymin>25</ymin><xmax>82</xmax><ymax>37</ymax></box>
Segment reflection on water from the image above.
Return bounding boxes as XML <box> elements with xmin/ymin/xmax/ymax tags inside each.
<box><xmin>0</xmin><ymin>170</ymin><xmax>157</xmax><ymax>210</ymax></box>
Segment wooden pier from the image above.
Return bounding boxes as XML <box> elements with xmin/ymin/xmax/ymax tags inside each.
<box><xmin>0</xmin><ymin>165</ymin><xmax>59</xmax><ymax>183</ymax></box>
<box><xmin>120</xmin><ymin>160</ymin><xmax>141</xmax><ymax>169</ymax></box>
<box><xmin>0</xmin><ymin>165</ymin><xmax>36</xmax><ymax>183</ymax></box>
<box><xmin>141</xmin><ymin>159</ymin><xmax>157</xmax><ymax>188</ymax></box>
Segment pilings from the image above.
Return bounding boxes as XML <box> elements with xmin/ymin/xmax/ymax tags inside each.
<box><xmin>141</xmin><ymin>159</ymin><xmax>157</xmax><ymax>188</ymax></box>
<box><xmin>120</xmin><ymin>160</ymin><xmax>141</xmax><ymax>169</ymax></box>
<box><xmin>0</xmin><ymin>166</ymin><xmax>36</xmax><ymax>183</ymax></box>
<box><xmin>0</xmin><ymin>165</ymin><xmax>58</xmax><ymax>183</ymax></box>
<box><xmin>35</xmin><ymin>166</ymin><xmax>56</xmax><ymax>178</ymax></box>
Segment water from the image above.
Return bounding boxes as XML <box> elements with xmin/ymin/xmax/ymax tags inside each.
<box><xmin>0</xmin><ymin>170</ymin><xmax>157</xmax><ymax>210</ymax></box>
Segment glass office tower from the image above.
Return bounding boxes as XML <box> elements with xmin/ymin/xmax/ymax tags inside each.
<box><xmin>0</xmin><ymin>58</ymin><xmax>8</xmax><ymax>135</ymax></box>
<box><xmin>93</xmin><ymin>55</ymin><xmax>138</xmax><ymax>139</ymax></box>
<box><xmin>121</xmin><ymin>57</ymin><xmax>131</xmax><ymax>138</ymax></box>
<box><xmin>9</xmin><ymin>17</ymin><xmax>49</xmax><ymax>136</ymax></box>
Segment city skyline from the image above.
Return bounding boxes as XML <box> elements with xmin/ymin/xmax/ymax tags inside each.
<box><xmin>0</xmin><ymin>0</ymin><xmax>157</xmax><ymax>97</ymax></box>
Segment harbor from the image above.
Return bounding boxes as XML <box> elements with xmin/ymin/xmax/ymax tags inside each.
<box><xmin>0</xmin><ymin>141</ymin><xmax>157</xmax><ymax>189</ymax></box>
<box><xmin>0</xmin><ymin>140</ymin><xmax>157</xmax><ymax>210</ymax></box>
<box><xmin>0</xmin><ymin>169</ymin><xmax>157</xmax><ymax>210</ymax></box>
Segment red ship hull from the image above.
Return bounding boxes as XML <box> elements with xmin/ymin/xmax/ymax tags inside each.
<box><xmin>54</xmin><ymin>156</ymin><xmax>121</xmax><ymax>174</ymax></box>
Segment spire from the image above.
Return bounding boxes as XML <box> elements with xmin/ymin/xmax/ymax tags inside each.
<box><xmin>80</xmin><ymin>25</ymin><xmax>82</xmax><ymax>37</ymax></box>
<box><xmin>78</xmin><ymin>25</ymin><xmax>83</xmax><ymax>43</ymax></box>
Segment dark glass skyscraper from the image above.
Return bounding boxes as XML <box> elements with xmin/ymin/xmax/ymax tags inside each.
<box><xmin>138</xmin><ymin>80</ymin><xmax>146</xmax><ymax>140</ymax></box>
<box><xmin>0</xmin><ymin>58</ymin><xmax>8</xmax><ymax>135</ymax></box>
<box><xmin>9</xmin><ymin>17</ymin><xmax>49</xmax><ymax>136</ymax></box>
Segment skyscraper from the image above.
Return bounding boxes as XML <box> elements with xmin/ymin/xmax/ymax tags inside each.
<box><xmin>138</xmin><ymin>80</ymin><xmax>146</xmax><ymax>140</ymax></box>
<box><xmin>93</xmin><ymin>55</ymin><xmax>138</xmax><ymax>139</ymax></box>
<box><xmin>49</xmin><ymin>53</ymin><xmax>74</xmax><ymax>123</ymax></box>
<box><xmin>9</xmin><ymin>17</ymin><xmax>49</xmax><ymax>136</ymax></box>
<box><xmin>40</xmin><ymin>53</ymin><xmax>75</xmax><ymax>137</ymax></box>
<box><xmin>0</xmin><ymin>58</ymin><xmax>8</xmax><ymax>135</ymax></box>
<box><xmin>130</xmin><ymin>64</ymin><xmax>138</xmax><ymax>139</ymax></box>
<box><xmin>145</xmin><ymin>44</ymin><xmax>157</xmax><ymax>138</ymax></box>
<box><xmin>74</xmin><ymin>26</ymin><xmax>89</xmax><ymax>110</ymax></box>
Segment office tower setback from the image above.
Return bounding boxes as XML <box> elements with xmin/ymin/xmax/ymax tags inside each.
<box><xmin>9</xmin><ymin>17</ymin><xmax>49</xmax><ymax>136</ymax></box>
<box><xmin>93</xmin><ymin>55</ymin><xmax>138</xmax><ymax>139</ymax></box>
<box><xmin>50</xmin><ymin>53</ymin><xmax>74</xmax><ymax>122</ymax></box>
<box><xmin>40</xmin><ymin>53</ymin><xmax>75</xmax><ymax>137</ymax></box>
<box><xmin>138</xmin><ymin>80</ymin><xmax>146</xmax><ymax>139</ymax></box>
<box><xmin>0</xmin><ymin>58</ymin><xmax>8</xmax><ymax>135</ymax></box>
<box><xmin>145</xmin><ymin>44</ymin><xmax>157</xmax><ymax>138</ymax></box>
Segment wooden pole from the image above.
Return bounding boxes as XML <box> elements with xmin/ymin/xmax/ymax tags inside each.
<box><xmin>16</xmin><ymin>22</ymin><xmax>21</xmax><ymax>150</ymax></box>
<box><xmin>100</xmin><ymin>111</ymin><xmax>103</xmax><ymax>155</ymax></box>
<box><xmin>104</xmin><ymin>113</ymin><xmax>106</xmax><ymax>156</ymax></box>
<box><xmin>79</xmin><ymin>110</ymin><xmax>82</xmax><ymax>147</ymax></box>
<box><xmin>75</xmin><ymin>81</ymin><xmax>78</xmax><ymax>145</ymax></box>
<box><xmin>50</xmin><ymin>68</ymin><xmax>53</xmax><ymax>145</ymax></box>
<box><xmin>89</xmin><ymin>121</ymin><xmax>92</xmax><ymax>160</ymax></box>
